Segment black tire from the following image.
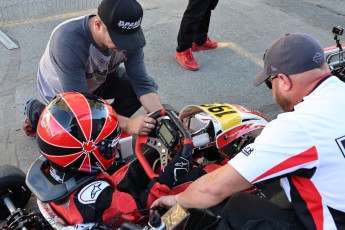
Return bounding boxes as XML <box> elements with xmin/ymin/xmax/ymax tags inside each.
<box><xmin>0</xmin><ymin>165</ymin><xmax>32</xmax><ymax>219</ymax></box>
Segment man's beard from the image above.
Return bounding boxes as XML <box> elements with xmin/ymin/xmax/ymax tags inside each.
<box><xmin>99</xmin><ymin>32</ymin><xmax>109</xmax><ymax>51</ymax></box>
<box><xmin>275</xmin><ymin>89</ymin><xmax>292</xmax><ymax>112</ymax></box>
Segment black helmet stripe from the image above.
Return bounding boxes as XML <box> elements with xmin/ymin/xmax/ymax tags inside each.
<box><xmin>93</xmin><ymin>98</ymin><xmax>117</xmax><ymax>143</ymax></box>
<box><xmin>62</xmin><ymin>92</ymin><xmax>92</xmax><ymax>142</ymax></box>
<box><xmin>39</xmin><ymin>148</ymin><xmax>85</xmax><ymax>168</ymax></box>
<box><xmin>38</xmin><ymin>109</ymin><xmax>82</xmax><ymax>149</ymax></box>
<box><xmin>37</xmin><ymin>134</ymin><xmax>82</xmax><ymax>156</ymax></box>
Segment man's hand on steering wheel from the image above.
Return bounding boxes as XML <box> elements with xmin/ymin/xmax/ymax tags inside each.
<box><xmin>125</xmin><ymin>114</ymin><xmax>156</xmax><ymax>136</ymax></box>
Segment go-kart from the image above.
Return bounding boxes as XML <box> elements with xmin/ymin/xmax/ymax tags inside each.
<box><xmin>2</xmin><ymin>25</ymin><xmax>344</xmax><ymax>230</ymax></box>
<box><xmin>0</xmin><ymin>102</ymin><xmax>268</xmax><ymax>230</ymax></box>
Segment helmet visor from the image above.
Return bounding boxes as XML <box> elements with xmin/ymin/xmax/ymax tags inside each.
<box><xmin>97</xmin><ymin>138</ymin><xmax>119</xmax><ymax>160</ymax></box>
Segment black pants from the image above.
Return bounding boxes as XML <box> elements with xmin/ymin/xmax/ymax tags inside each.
<box><xmin>29</xmin><ymin>67</ymin><xmax>147</xmax><ymax>129</ymax></box>
<box><xmin>177</xmin><ymin>0</ymin><xmax>219</xmax><ymax>52</ymax></box>
<box><xmin>93</xmin><ymin>67</ymin><xmax>143</xmax><ymax>117</ymax></box>
<box><xmin>216</xmin><ymin>193</ymin><xmax>306</xmax><ymax>230</ymax></box>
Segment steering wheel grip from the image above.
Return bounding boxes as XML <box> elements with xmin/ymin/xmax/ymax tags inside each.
<box><xmin>135</xmin><ymin>135</ymin><xmax>158</xmax><ymax>179</ymax></box>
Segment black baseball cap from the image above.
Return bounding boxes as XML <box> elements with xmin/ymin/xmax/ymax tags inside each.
<box><xmin>253</xmin><ymin>33</ymin><xmax>325</xmax><ymax>86</ymax></box>
<box><xmin>98</xmin><ymin>0</ymin><xmax>146</xmax><ymax>50</ymax></box>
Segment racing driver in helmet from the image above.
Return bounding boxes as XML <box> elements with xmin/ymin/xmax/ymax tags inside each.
<box><xmin>27</xmin><ymin>92</ymin><xmax>219</xmax><ymax>228</ymax></box>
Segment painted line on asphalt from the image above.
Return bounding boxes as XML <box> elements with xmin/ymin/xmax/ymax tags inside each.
<box><xmin>0</xmin><ymin>30</ymin><xmax>19</xmax><ymax>49</ymax></box>
<box><xmin>218</xmin><ymin>42</ymin><xmax>264</xmax><ymax>68</ymax></box>
<box><xmin>0</xmin><ymin>9</ymin><xmax>96</xmax><ymax>29</ymax></box>
<box><xmin>1</xmin><ymin>15</ymin><xmax>264</xmax><ymax>70</ymax></box>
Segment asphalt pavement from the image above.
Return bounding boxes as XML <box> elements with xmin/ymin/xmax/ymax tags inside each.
<box><xmin>0</xmin><ymin>0</ymin><xmax>345</xmax><ymax>181</ymax></box>
<box><xmin>0</xmin><ymin>0</ymin><xmax>345</xmax><ymax>225</ymax></box>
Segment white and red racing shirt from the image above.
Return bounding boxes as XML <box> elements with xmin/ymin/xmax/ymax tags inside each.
<box><xmin>230</xmin><ymin>76</ymin><xmax>345</xmax><ymax>229</ymax></box>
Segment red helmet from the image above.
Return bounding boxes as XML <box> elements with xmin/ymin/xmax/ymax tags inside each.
<box><xmin>36</xmin><ymin>92</ymin><xmax>121</xmax><ymax>174</ymax></box>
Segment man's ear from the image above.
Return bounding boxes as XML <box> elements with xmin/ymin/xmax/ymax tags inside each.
<box><xmin>280</xmin><ymin>74</ymin><xmax>292</xmax><ymax>90</ymax></box>
<box><xmin>94</xmin><ymin>18</ymin><xmax>103</xmax><ymax>31</ymax></box>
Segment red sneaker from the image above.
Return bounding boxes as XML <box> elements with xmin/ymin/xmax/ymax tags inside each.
<box><xmin>175</xmin><ymin>48</ymin><xmax>199</xmax><ymax>71</ymax></box>
<box><xmin>23</xmin><ymin>98</ymin><xmax>37</xmax><ymax>138</ymax></box>
<box><xmin>192</xmin><ymin>36</ymin><xmax>218</xmax><ymax>52</ymax></box>
<box><xmin>23</xmin><ymin>117</ymin><xmax>36</xmax><ymax>138</ymax></box>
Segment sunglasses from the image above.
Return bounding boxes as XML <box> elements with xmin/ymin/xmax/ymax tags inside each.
<box><xmin>265</xmin><ymin>75</ymin><xmax>278</xmax><ymax>89</ymax></box>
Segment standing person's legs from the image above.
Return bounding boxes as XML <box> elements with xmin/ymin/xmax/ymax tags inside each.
<box><xmin>175</xmin><ymin>0</ymin><xmax>218</xmax><ymax>70</ymax></box>
<box><xmin>193</xmin><ymin>0</ymin><xmax>218</xmax><ymax>45</ymax></box>
<box><xmin>177</xmin><ymin>0</ymin><xmax>212</xmax><ymax>51</ymax></box>
<box><xmin>192</xmin><ymin>0</ymin><xmax>218</xmax><ymax>52</ymax></box>
<box><xmin>217</xmin><ymin>192</ymin><xmax>306</xmax><ymax>230</ymax></box>
<box><xmin>193</xmin><ymin>9</ymin><xmax>211</xmax><ymax>46</ymax></box>
<box><xmin>93</xmin><ymin>67</ymin><xmax>155</xmax><ymax>117</ymax></box>
<box><xmin>175</xmin><ymin>0</ymin><xmax>211</xmax><ymax>71</ymax></box>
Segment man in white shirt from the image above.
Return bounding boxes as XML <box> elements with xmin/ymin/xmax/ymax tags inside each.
<box><xmin>151</xmin><ymin>33</ymin><xmax>345</xmax><ymax>229</ymax></box>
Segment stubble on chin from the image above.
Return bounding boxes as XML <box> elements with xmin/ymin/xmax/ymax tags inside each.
<box><xmin>275</xmin><ymin>90</ymin><xmax>292</xmax><ymax>112</ymax></box>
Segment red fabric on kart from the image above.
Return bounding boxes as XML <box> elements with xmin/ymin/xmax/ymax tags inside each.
<box><xmin>203</xmin><ymin>163</ymin><xmax>222</xmax><ymax>173</ymax></box>
<box><xmin>102</xmin><ymin>186</ymin><xmax>140</xmax><ymax>226</ymax></box>
<box><xmin>146</xmin><ymin>164</ymin><xmax>221</xmax><ymax>207</ymax></box>
<box><xmin>49</xmin><ymin>158</ymin><xmax>221</xmax><ymax>227</ymax></box>
<box><xmin>146</xmin><ymin>181</ymin><xmax>171</xmax><ymax>207</ymax></box>
<box><xmin>50</xmin><ymin>189</ymin><xmax>84</xmax><ymax>224</ymax></box>
<box><xmin>50</xmin><ymin>164</ymin><xmax>140</xmax><ymax>227</ymax></box>
<box><xmin>145</xmin><ymin>180</ymin><xmax>192</xmax><ymax>208</ymax></box>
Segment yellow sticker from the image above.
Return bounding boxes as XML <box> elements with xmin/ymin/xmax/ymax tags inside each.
<box><xmin>198</xmin><ymin>103</ymin><xmax>241</xmax><ymax>131</ymax></box>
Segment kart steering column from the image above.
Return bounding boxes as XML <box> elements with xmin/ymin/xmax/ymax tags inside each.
<box><xmin>135</xmin><ymin>109</ymin><xmax>192</xmax><ymax>180</ymax></box>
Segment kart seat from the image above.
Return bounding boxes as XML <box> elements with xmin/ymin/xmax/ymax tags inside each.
<box><xmin>26</xmin><ymin>155</ymin><xmax>96</xmax><ymax>205</ymax></box>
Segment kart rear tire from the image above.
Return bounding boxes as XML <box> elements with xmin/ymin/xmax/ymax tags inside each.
<box><xmin>0</xmin><ymin>165</ymin><xmax>32</xmax><ymax>219</ymax></box>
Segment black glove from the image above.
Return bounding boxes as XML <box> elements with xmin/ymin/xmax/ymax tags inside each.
<box><xmin>157</xmin><ymin>150</ymin><xmax>191</xmax><ymax>189</ymax></box>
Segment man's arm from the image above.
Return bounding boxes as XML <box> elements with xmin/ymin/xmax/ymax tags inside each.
<box><xmin>151</xmin><ymin>164</ymin><xmax>253</xmax><ymax>210</ymax></box>
<box><xmin>120</xmin><ymin>49</ymin><xmax>163</xmax><ymax>135</ymax></box>
<box><xmin>124</xmin><ymin>49</ymin><xmax>160</xmax><ymax>99</ymax></box>
<box><xmin>116</xmin><ymin>93</ymin><xmax>162</xmax><ymax>135</ymax></box>
<box><xmin>139</xmin><ymin>93</ymin><xmax>163</xmax><ymax>113</ymax></box>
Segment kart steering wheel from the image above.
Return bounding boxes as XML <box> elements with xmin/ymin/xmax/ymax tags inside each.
<box><xmin>135</xmin><ymin>109</ymin><xmax>193</xmax><ymax>180</ymax></box>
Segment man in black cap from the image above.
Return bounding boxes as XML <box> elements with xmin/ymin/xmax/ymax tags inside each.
<box><xmin>151</xmin><ymin>33</ymin><xmax>345</xmax><ymax>229</ymax></box>
<box><xmin>23</xmin><ymin>0</ymin><xmax>162</xmax><ymax>138</ymax></box>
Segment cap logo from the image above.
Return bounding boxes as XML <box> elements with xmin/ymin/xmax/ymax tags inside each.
<box><xmin>271</xmin><ymin>66</ymin><xmax>278</xmax><ymax>72</ymax></box>
<box><xmin>313</xmin><ymin>53</ymin><xmax>323</xmax><ymax>63</ymax></box>
<box><xmin>117</xmin><ymin>17</ymin><xmax>141</xmax><ymax>30</ymax></box>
